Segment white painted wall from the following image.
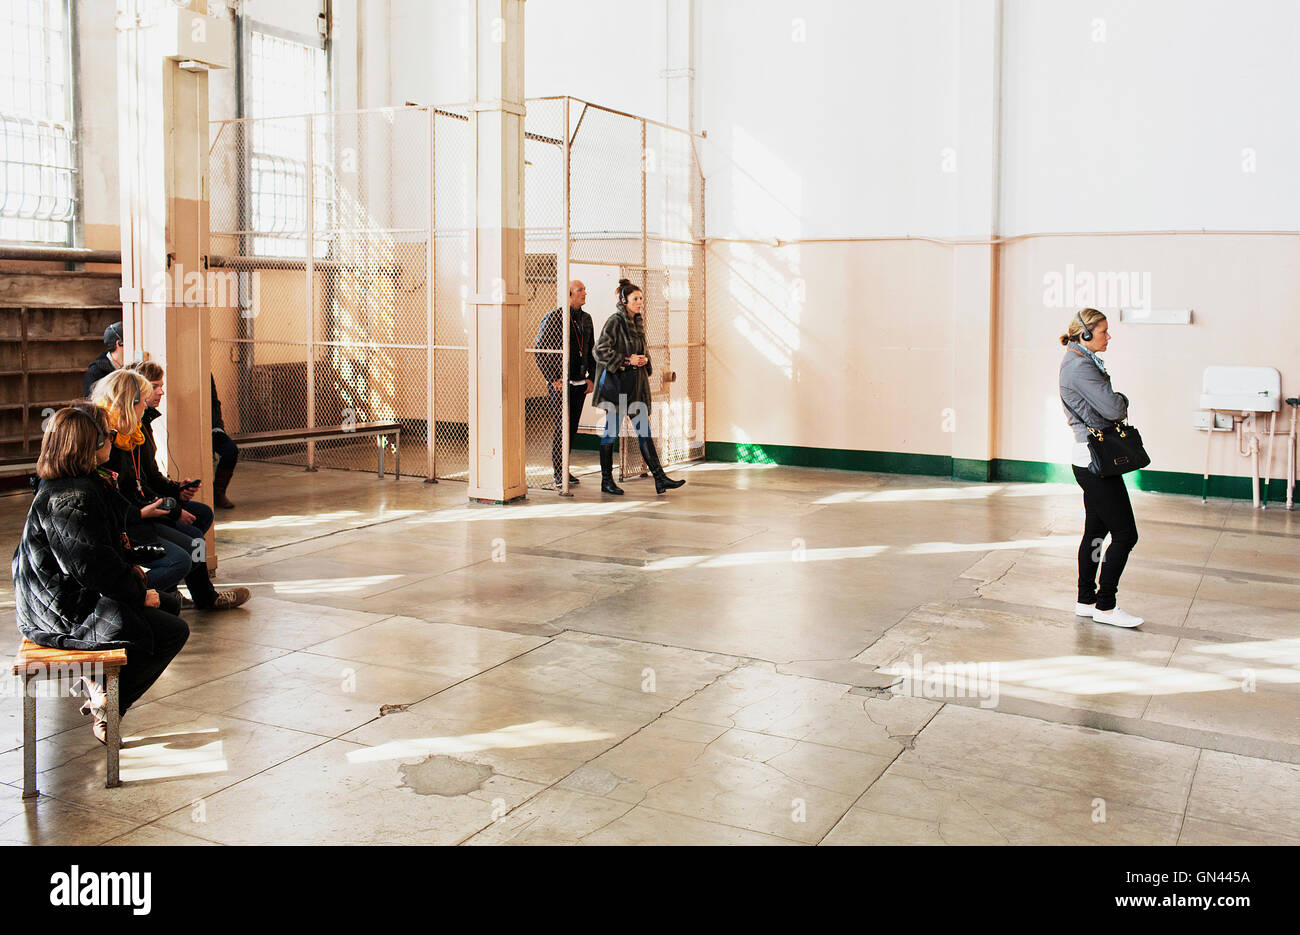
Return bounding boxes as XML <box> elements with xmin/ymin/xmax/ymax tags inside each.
<box><xmin>1000</xmin><ymin>0</ymin><xmax>1300</xmax><ymax>234</ymax></box>
<box><xmin>696</xmin><ymin>0</ymin><xmax>970</xmax><ymax>241</ymax></box>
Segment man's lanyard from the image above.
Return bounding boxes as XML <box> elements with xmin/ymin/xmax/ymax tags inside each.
<box><xmin>569</xmin><ymin>309</ymin><xmax>584</xmax><ymax>360</ymax></box>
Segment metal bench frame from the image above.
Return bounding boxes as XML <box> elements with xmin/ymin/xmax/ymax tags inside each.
<box><xmin>230</xmin><ymin>422</ymin><xmax>402</xmax><ymax>478</ymax></box>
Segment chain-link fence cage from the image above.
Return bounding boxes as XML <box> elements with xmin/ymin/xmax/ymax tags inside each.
<box><xmin>209</xmin><ymin>105</ymin><xmax>472</xmax><ymax>481</ymax></box>
<box><xmin>561</xmin><ymin>99</ymin><xmax>705</xmax><ymax>484</ymax></box>
<box><xmin>209</xmin><ymin>98</ymin><xmax>702</xmax><ymax>490</ymax></box>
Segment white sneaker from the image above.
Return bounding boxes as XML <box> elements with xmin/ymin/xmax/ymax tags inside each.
<box><xmin>1074</xmin><ymin>602</ymin><xmax>1095</xmax><ymax>617</ymax></box>
<box><xmin>1092</xmin><ymin>607</ymin><xmax>1144</xmax><ymax>628</ymax></box>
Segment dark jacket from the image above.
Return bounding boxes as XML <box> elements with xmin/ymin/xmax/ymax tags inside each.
<box><xmin>1059</xmin><ymin>343</ymin><xmax>1129</xmax><ymax>443</ymax></box>
<box><xmin>535</xmin><ymin>306</ymin><xmax>596</xmax><ymax>384</ymax></box>
<box><xmin>140</xmin><ymin>409</ymin><xmax>182</xmax><ymax>501</ymax></box>
<box><xmin>211</xmin><ymin>376</ymin><xmax>226</xmax><ymax>433</ymax></box>
<box><xmin>593</xmin><ymin>309</ymin><xmax>652</xmax><ymax>408</ymax></box>
<box><xmin>12</xmin><ymin>473</ymin><xmax>152</xmax><ymax>651</ymax></box>
<box><xmin>104</xmin><ymin>418</ymin><xmax>181</xmax><ymax>536</ymax></box>
<box><xmin>83</xmin><ymin>352</ymin><xmax>116</xmax><ymax>397</ymax></box>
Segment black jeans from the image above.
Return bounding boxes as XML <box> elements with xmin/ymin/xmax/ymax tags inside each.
<box><xmin>213</xmin><ymin>429</ymin><xmax>239</xmax><ymax>472</ymax></box>
<box><xmin>1072</xmin><ymin>466</ymin><xmax>1140</xmax><ymax>611</ymax></box>
<box><xmin>550</xmin><ymin>382</ymin><xmax>589</xmax><ymax>479</ymax></box>
<box><xmin>119</xmin><ymin>606</ymin><xmax>190</xmax><ymax>715</ymax></box>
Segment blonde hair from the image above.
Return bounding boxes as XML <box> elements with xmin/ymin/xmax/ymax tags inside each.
<box><xmin>91</xmin><ymin>369</ymin><xmax>151</xmax><ymax>438</ymax></box>
<box><xmin>1060</xmin><ymin>308</ymin><xmax>1106</xmax><ymax>346</ymax></box>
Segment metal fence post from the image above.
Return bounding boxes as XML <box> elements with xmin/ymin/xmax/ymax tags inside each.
<box><xmin>559</xmin><ymin>97</ymin><xmax>572</xmax><ymax>497</ymax></box>
<box><xmin>426</xmin><ymin>105</ymin><xmax>438</xmax><ymax>482</ymax></box>
<box><xmin>305</xmin><ymin>113</ymin><xmax>317</xmax><ymax>470</ymax></box>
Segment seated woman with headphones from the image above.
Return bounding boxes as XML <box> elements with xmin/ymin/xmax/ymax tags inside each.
<box><xmin>12</xmin><ymin>403</ymin><xmax>190</xmax><ymax>744</ymax></box>
<box><xmin>91</xmin><ymin>369</ymin><xmax>250</xmax><ymax>611</ymax></box>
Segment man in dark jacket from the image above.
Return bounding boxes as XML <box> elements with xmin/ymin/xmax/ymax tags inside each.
<box><xmin>211</xmin><ymin>375</ymin><xmax>239</xmax><ymax>509</ymax></box>
<box><xmin>83</xmin><ymin>321</ymin><xmax>124</xmax><ymax>396</ymax></box>
<box><xmin>535</xmin><ymin>280</ymin><xmax>596</xmax><ymax>487</ymax></box>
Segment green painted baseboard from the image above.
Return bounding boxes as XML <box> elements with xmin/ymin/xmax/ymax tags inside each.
<box><xmin>704</xmin><ymin>441</ymin><xmax>951</xmax><ymax>477</ymax></box>
<box><xmin>704</xmin><ymin>441</ymin><xmax>1294</xmax><ymax>503</ymax></box>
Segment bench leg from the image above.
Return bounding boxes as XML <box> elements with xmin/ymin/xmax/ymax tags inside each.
<box><xmin>21</xmin><ymin>674</ymin><xmax>37</xmax><ymax>799</ymax></box>
<box><xmin>395</xmin><ymin>431</ymin><xmax>400</xmax><ymax>479</ymax></box>
<box><xmin>105</xmin><ymin>673</ymin><xmax>120</xmax><ymax>788</ymax></box>
<box><xmin>377</xmin><ymin>435</ymin><xmax>385</xmax><ymax>479</ymax></box>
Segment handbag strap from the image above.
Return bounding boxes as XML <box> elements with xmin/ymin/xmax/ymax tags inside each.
<box><xmin>1060</xmin><ymin>393</ymin><xmax>1099</xmax><ymax>436</ymax></box>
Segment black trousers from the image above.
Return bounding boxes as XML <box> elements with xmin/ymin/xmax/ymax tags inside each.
<box><xmin>213</xmin><ymin>429</ymin><xmax>239</xmax><ymax>472</ymax></box>
<box><xmin>1072</xmin><ymin>466</ymin><xmax>1140</xmax><ymax>611</ymax></box>
<box><xmin>550</xmin><ymin>382</ymin><xmax>588</xmax><ymax>479</ymax></box>
<box><xmin>119</xmin><ymin>607</ymin><xmax>190</xmax><ymax>715</ymax></box>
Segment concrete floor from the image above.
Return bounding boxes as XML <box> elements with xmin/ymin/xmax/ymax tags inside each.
<box><xmin>2</xmin><ymin>459</ymin><xmax>1297</xmax><ymax>845</ymax></box>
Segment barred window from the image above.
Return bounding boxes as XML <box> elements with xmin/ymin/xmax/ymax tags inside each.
<box><xmin>0</xmin><ymin>0</ymin><xmax>76</xmax><ymax>245</ymax></box>
<box><xmin>246</xmin><ymin>26</ymin><xmax>330</xmax><ymax>257</ymax></box>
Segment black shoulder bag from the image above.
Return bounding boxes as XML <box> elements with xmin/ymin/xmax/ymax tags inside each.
<box><xmin>1062</xmin><ymin>396</ymin><xmax>1151</xmax><ymax>477</ymax></box>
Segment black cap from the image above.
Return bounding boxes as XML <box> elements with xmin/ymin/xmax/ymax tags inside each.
<box><xmin>104</xmin><ymin>321</ymin><xmax>124</xmax><ymax>348</ymax></box>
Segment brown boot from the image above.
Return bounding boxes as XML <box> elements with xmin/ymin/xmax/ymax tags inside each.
<box><xmin>213</xmin><ymin>465</ymin><xmax>236</xmax><ymax>509</ymax></box>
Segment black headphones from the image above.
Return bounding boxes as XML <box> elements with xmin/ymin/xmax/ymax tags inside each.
<box><xmin>1075</xmin><ymin>310</ymin><xmax>1093</xmax><ymax>343</ymax></box>
<box><xmin>63</xmin><ymin>407</ymin><xmax>114</xmax><ymax>449</ymax></box>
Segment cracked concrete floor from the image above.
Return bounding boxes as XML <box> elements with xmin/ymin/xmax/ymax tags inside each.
<box><xmin>1</xmin><ymin>459</ymin><xmax>1297</xmax><ymax>845</ymax></box>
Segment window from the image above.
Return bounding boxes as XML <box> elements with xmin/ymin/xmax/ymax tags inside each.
<box><xmin>0</xmin><ymin>0</ymin><xmax>76</xmax><ymax>245</ymax></box>
<box><xmin>245</xmin><ymin>25</ymin><xmax>330</xmax><ymax>257</ymax></box>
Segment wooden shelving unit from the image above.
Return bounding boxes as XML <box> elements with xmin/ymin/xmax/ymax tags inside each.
<box><xmin>0</xmin><ymin>272</ymin><xmax>122</xmax><ymax>462</ymax></box>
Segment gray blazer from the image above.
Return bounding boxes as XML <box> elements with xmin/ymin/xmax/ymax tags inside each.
<box><xmin>1059</xmin><ymin>343</ymin><xmax>1128</xmax><ymax>443</ymax></box>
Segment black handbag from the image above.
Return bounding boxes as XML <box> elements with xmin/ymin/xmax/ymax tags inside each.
<box><xmin>1063</xmin><ymin>398</ymin><xmax>1151</xmax><ymax>476</ymax></box>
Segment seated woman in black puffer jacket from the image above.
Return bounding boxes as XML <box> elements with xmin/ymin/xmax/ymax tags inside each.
<box><xmin>12</xmin><ymin>403</ymin><xmax>189</xmax><ymax>744</ymax></box>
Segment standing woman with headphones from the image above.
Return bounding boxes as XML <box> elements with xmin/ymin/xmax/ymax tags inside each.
<box><xmin>593</xmin><ymin>278</ymin><xmax>685</xmax><ymax>495</ymax></box>
<box><xmin>1059</xmin><ymin>308</ymin><xmax>1143</xmax><ymax>628</ymax></box>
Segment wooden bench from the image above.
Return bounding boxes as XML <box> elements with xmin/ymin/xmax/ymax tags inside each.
<box><xmin>11</xmin><ymin>639</ymin><xmax>126</xmax><ymax>796</ymax></box>
<box><xmin>230</xmin><ymin>421</ymin><xmax>402</xmax><ymax>478</ymax></box>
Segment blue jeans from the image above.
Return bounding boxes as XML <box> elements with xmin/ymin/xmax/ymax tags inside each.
<box><xmin>599</xmin><ymin>398</ymin><xmax>652</xmax><ymax>445</ymax></box>
<box><xmin>152</xmin><ymin>521</ymin><xmax>218</xmax><ymax>607</ymax></box>
<box><xmin>143</xmin><ymin>534</ymin><xmax>192</xmax><ymax>592</ymax></box>
<box><xmin>176</xmin><ymin>499</ymin><xmax>213</xmax><ymax>535</ymax></box>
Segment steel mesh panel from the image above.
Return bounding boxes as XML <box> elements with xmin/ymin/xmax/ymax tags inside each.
<box><xmin>208</xmin><ymin>99</ymin><xmax>701</xmax><ymax>489</ymax></box>
<box><xmin>209</xmin><ymin>105</ymin><xmax>473</xmax><ymax>481</ymax></box>
<box><xmin>523</xmin><ymin>98</ymin><xmax>569</xmax><ymax>490</ymax></box>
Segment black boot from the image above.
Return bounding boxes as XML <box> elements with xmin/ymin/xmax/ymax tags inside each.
<box><xmin>638</xmin><ymin>436</ymin><xmax>685</xmax><ymax>494</ymax></box>
<box><xmin>600</xmin><ymin>444</ymin><xmax>623</xmax><ymax>495</ymax></box>
<box><xmin>213</xmin><ymin>465</ymin><xmax>236</xmax><ymax>509</ymax></box>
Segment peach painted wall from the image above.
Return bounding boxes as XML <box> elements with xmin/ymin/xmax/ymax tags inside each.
<box><xmin>705</xmin><ymin>240</ymin><xmax>957</xmax><ymax>456</ymax></box>
<box><xmin>997</xmin><ymin>234</ymin><xmax>1300</xmax><ymax>481</ymax></box>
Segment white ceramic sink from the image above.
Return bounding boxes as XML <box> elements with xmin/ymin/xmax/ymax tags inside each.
<box><xmin>1200</xmin><ymin>365</ymin><xmax>1282</xmax><ymax>412</ymax></box>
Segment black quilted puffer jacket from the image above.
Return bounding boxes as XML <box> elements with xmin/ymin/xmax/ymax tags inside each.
<box><xmin>12</xmin><ymin>473</ymin><xmax>152</xmax><ymax>652</ymax></box>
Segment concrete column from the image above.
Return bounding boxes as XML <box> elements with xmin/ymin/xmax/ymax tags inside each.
<box><xmin>467</xmin><ymin>0</ymin><xmax>527</xmax><ymax>503</ymax></box>
<box><xmin>117</xmin><ymin>0</ymin><xmax>228</xmax><ymax>558</ymax></box>
<box><xmin>949</xmin><ymin>0</ymin><xmax>1002</xmax><ymax>481</ymax></box>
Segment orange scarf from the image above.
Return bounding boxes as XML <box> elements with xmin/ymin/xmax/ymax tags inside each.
<box><xmin>99</xmin><ymin>403</ymin><xmax>145</xmax><ymax>451</ymax></box>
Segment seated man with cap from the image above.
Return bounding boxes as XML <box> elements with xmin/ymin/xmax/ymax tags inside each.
<box><xmin>84</xmin><ymin>321</ymin><xmax>124</xmax><ymax>396</ymax></box>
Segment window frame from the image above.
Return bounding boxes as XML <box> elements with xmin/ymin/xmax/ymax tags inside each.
<box><xmin>237</xmin><ymin>15</ymin><xmax>333</xmax><ymax>259</ymax></box>
<box><xmin>0</xmin><ymin>0</ymin><xmax>80</xmax><ymax>247</ymax></box>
